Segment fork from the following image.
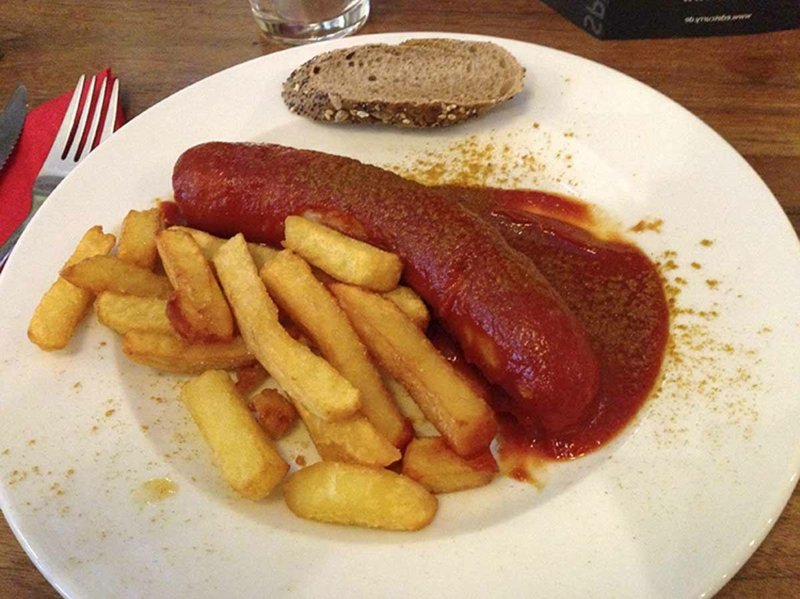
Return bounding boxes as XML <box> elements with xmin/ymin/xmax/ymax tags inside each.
<box><xmin>0</xmin><ymin>74</ymin><xmax>121</xmax><ymax>269</ymax></box>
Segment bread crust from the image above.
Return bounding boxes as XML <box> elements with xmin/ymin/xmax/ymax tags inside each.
<box><xmin>282</xmin><ymin>39</ymin><xmax>525</xmax><ymax>128</ymax></box>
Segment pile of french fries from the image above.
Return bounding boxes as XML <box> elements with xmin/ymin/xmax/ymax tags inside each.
<box><xmin>28</xmin><ymin>208</ymin><xmax>500</xmax><ymax>531</ymax></box>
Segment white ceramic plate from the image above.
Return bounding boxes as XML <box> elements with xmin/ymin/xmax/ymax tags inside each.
<box><xmin>1</xmin><ymin>32</ymin><xmax>799</xmax><ymax>599</ymax></box>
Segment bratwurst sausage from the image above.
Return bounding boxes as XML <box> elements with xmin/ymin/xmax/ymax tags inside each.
<box><xmin>173</xmin><ymin>142</ymin><xmax>599</xmax><ymax>434</ymax></box>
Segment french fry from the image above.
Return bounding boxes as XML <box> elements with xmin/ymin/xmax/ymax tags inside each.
<box><xmin>156</xmin><ymin>229</ymin><xmax>234</xmax><ymax>341</ymax></box>
<box><xmin>402</xmin><ymin>437</ymin><xmax>498</xmax><ymax>494</ymax></box>
<box><xmin>234</xmin><ymin>362</ymin><xmax>269</xmax><ymax>396</ymax></box>
<box><xmin>330</xmin><ymin>283</ymin><xmax>497</xmax><ymax>457</ymax></box>
<box><xmin>383</xmin><ymin>286</ymin><xmax>430</xmax><ymax>330</ymax></box>
<box><xmin>248</xmin><ymin>388</ymin><xmax>298</xmax><ymax>439</ymax></box>
<box><xmin>382</xmin><ymin>374</ymin><xmax>439</xmax><ymax>438</ymax></box>
<box><xmin>28</xmin><ymin>226</ymin><xmax>116</xmax><ymax>350</ymax></box>
<box><xmin>122</xmin><ymin>330</ymin><xmax>255</xmax><ymax>373</ymax></box>
<box><xmin>260</xmin><ymin>249</ymin><xmax>412</xmax><ymax>448</ymax></box>
<box><xmin>283</xmin><ymin>216</ymin><xmax>402</xmax><ymax>292</ymax></box>
<box><xmin>295</xmin><ymin>402</ymin><xmax>401</xmax><ymax>468</ymax></box>
<box><xmin>94</xmin><ymin>292</ymin><xmax>172</xmax><ymax>335</ymax></box>
<box><xmin>181</xmin><ymin>370</ymin><xmax>288</xmax><ymax>499</ymax></box>
<box><xmin>118</xmin><ymin>208</ymin><xmax>161</xmax><ymax>270</ymax></box>
<box><xmin>171</xmin><ymin>226</ymin><xmax>277</xmax><ymax>270</ymax></box>
<box><xmin>212</xmin><ymin>234</ymin><xmax>360</xmax><ymax>421</ymax></box>
<box><xmin>61</xmin><ymin>255</ymin><xmax>172</xmax><ymax>298</ymax></box>
<box><xmin>283</xmin><ymin>461</ymin><xmax>437</xmax><ymax>531</ymax></box>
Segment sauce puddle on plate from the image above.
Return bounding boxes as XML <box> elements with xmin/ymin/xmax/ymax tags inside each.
<box><xmin>434</xmin><ymin>186</ymin><xmax>670</xmax><ymax>469</ymax></box>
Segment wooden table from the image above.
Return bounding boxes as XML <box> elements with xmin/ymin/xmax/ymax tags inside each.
<box><xmin>0</xmin><ymin>1</ymin><xmax>797</xmax><ymax>596</ymax></box>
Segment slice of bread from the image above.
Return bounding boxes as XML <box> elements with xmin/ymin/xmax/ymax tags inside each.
<box><xmin>282</xmin><ymin>38</ymin><xmax>525</xmax><ymax>128</ymax></box>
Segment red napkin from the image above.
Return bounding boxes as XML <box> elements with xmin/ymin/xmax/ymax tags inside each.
<box><xmin>0</xmin><ymin>69</ymin><xmax>126</xmax><ymax>247</ymax></box>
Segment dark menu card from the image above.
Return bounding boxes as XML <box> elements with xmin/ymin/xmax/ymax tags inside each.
<box><xmin>540</xmin><ymin>0</ymin><xmax>800</xmax><ymax>39</ymax></box>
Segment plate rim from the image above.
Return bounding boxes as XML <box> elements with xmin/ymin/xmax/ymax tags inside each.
<box><xmin>1</xmin><ymin>30</ymin><xmax>799</xmax><ymax>599</ymax></box>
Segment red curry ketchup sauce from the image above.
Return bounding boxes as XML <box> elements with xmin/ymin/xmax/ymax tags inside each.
<box><xmin>173</xmin><ymin>143</ymin><xmax>601</xmax><ymax>439</ymax></box>
<box><xmin>436</xmin><ymin>186</ymin><xmax>670</xmax><ymax>460</ymax></box>
<box><xmin>171</xmin><ymin>143</ymin><xmax>669</xmax><ymax>463</ymax></box>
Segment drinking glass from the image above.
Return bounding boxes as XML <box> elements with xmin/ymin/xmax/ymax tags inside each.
<box><xmin>249</xmin><ymin>0</ymin><xmax>370</xmax><ymax>45</ymax></box>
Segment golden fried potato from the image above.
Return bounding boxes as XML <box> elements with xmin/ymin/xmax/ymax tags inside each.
<box><xmin>260</xmin><ymin>249</ymin><xmax>411</xmax><ymax>448</ymax></box>
<box><xmin>330</xmin><ymin>283</ymin><xmax>497</xmax><ymax>457</ymax></box>
<box><xmin>118</xmin><ymin>208</ymin><xmax>161</xmax><ymax>270</ymax></box>
<box><xmin>170</xmin><ymin>226</ymin><xmax>277</xmax><ymax>270</ymax></box>
<box><xmin>94</xmin><ymin>292</ymin><xmax>171</xmax><ymax>335</ymax></box>
<box><xmin>181</xmin><ymin>370</ymin><xmax>288</xmax><ymax>499</ymax></box>
<box><xmin>248</xmin><ymin>387</ymin><xmax>298</xmax><ymax>439</ymax></box>
<box><xmin>382</xmin><ymin>374</ymin><xmax>439</xmax><ymax>438</ymax></box>
<box><xmin>28</xmin><ymin>226</ymin><xmax>116</xmax><ymax>350</ymax></box>
<box><xmin>383</xmin><ymin>286</ymin><xmax>430</xmax><ymax>330</ymax></box>
<box><xmin>122</xmin><ymin>330</ymin><xmax>255</xmax><ymax>374</ymax></box>
<box><xmin>295</xmin><ymin>402</ymin><xmax>401</xmax><ymax>468</ymax></box>
<box><xmin>402</xmin><ymin>437</ymin><xmax>498</xmax><ymax>494</ymax></box>
<box><xmin>283</xmin><ymin>216</ymin><xmax>402</xmax><ymax>292</ymax></box>
<box><xmin>212</xmin><ymin>234</ymin><xmax>360</xmax><ymax>421</ymax></box>
<box><xmin>156</xmin><ymin>229</ymin><xmax>234</xmax><ymax>341</ymax></box>
<box><xmin>283</xmin><ymin>461</ymin><xmax>437</xmax><ymax>531</ymax></box>
<box><xmin>61</xmin><ymin>255</ymin><xmax>172</xmax><ymax>298</ymax></box>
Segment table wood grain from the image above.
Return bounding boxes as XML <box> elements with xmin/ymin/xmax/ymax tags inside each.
<box><xmin>1</xmin><ymin>1</ymin><xmax>798</xmax><ymax>597</ymax></box>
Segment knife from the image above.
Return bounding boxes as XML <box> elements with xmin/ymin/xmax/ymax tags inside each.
<box><xmin>0</xmin><ymin>85</ymin><xmax>28</xmax><ymax>171</ymax></box>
